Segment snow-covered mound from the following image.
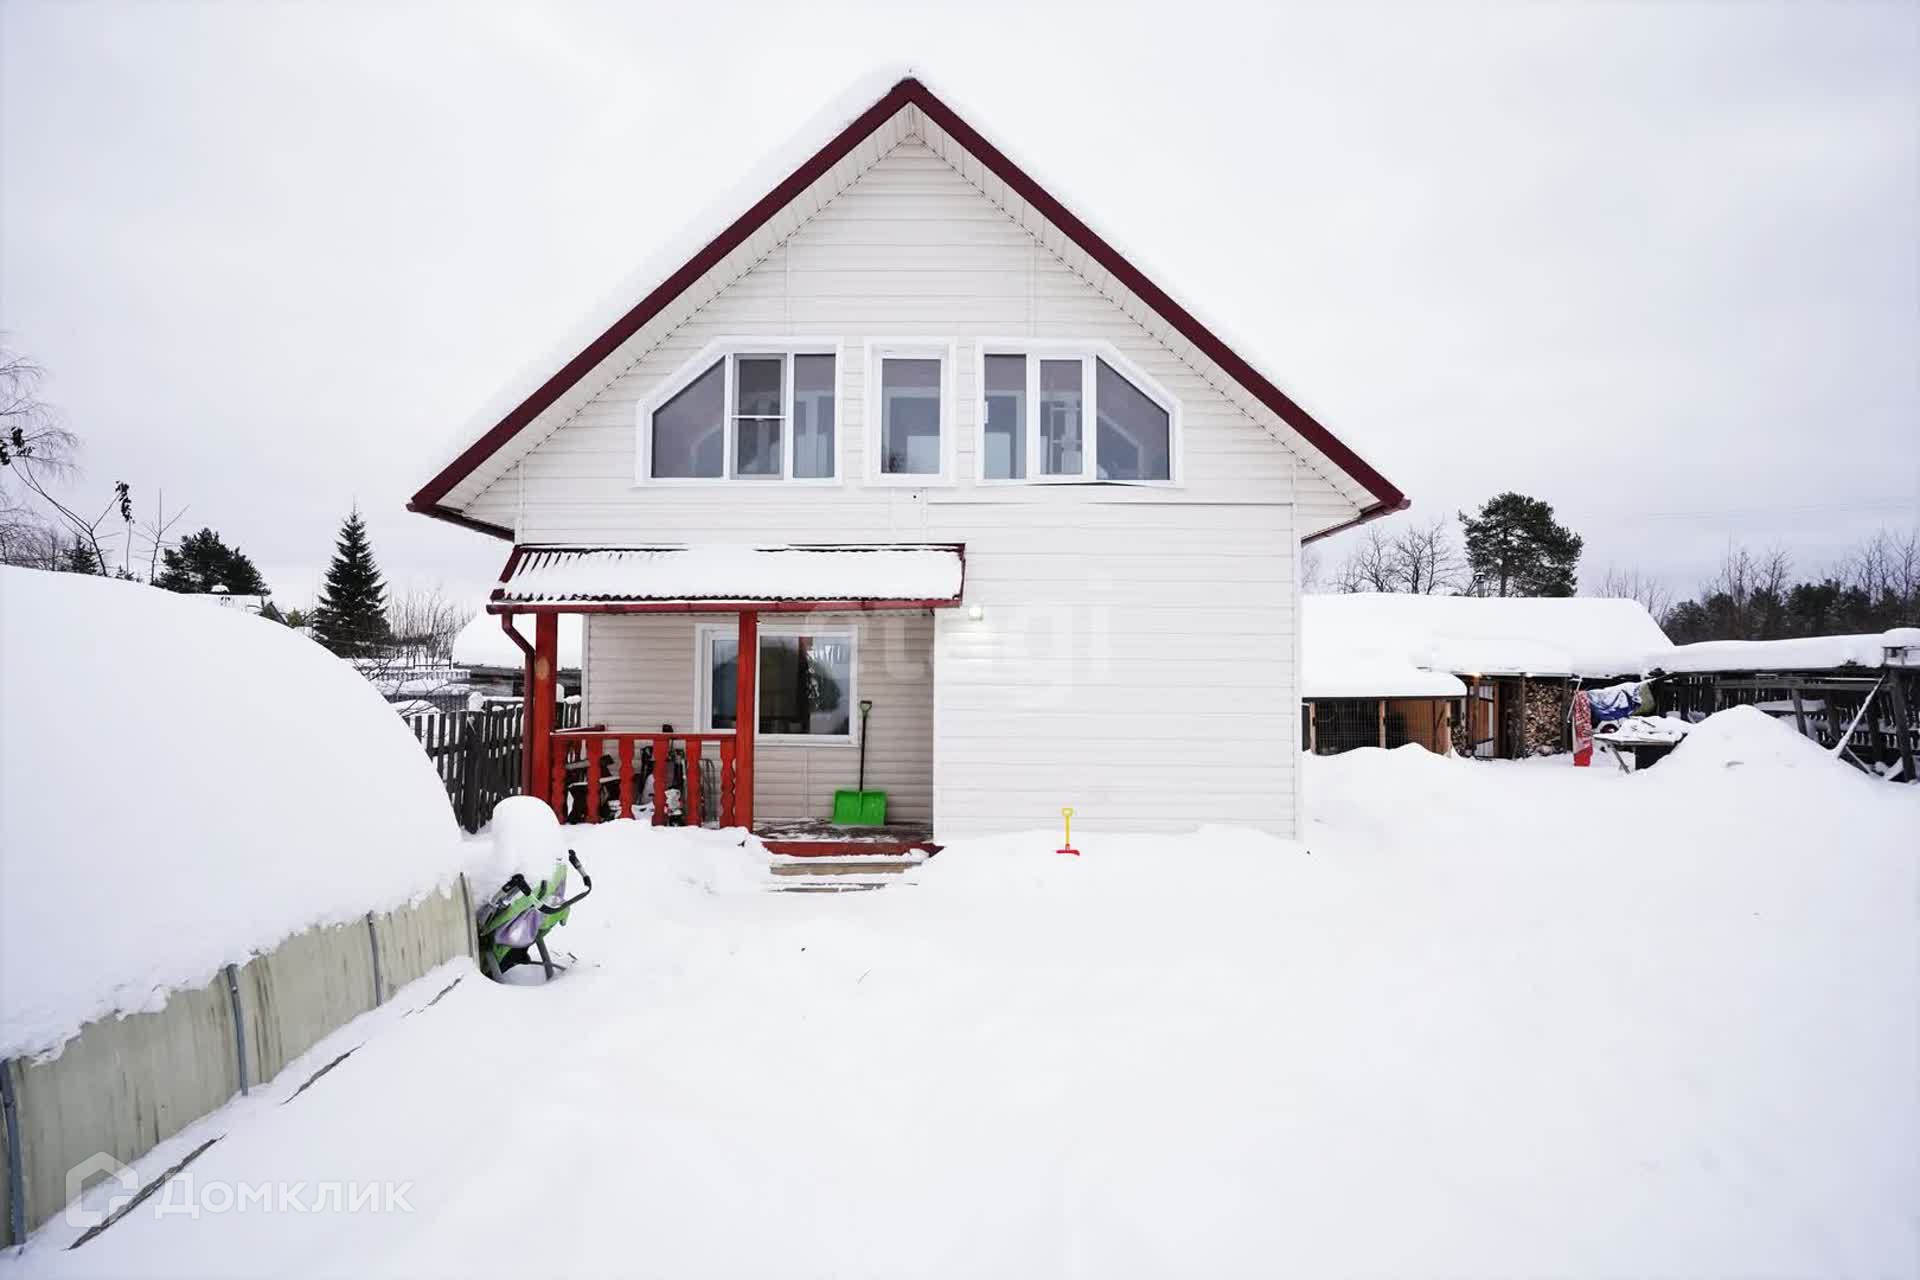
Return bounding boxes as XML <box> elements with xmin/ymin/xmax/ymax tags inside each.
<box><xmin>0</xmin><ymin>568</ymin><xmax>466</xmax><ymax>1059</ymax></box>
<box><xmin>1663</xmin><ymin>704</ymin><xmax>1853</xmax><ymax>775</ymax></box>
<box><xmin>450</xmin><ymin>610</ymin><xmax>582</xmax><ymax>670</ymax></box>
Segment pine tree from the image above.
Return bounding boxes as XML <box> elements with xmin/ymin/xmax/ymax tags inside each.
<box><xmin>1459</xmin><ymin>492</ymin><xmax>1584</xmax><ymax>597</ymax></box>
<box><xmin>156</xmin><ymin>527</ymin><xmax>268</xmax><ymax>595</ymax></box>
<box><xmin>60</xmin><ymin>540</ymin><xmax>101</xmax><ymax>575</ymax></box>
<box><xmin>312</xmin><ymin>508</ymin><xmax>391</xmax><ymax>657</ymax></box>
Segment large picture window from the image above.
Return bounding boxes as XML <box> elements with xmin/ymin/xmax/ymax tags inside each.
<box><xmin>975</xmin><ymin>343</ymin><xmax>1176</xmax><ymax>484</ymax></box>
<box><xmin>643</xmin><ymin>344</ymin><xmax>839</xmax><ymax>482</ymax></box>
<box><xmin>699</xmin><ymin>627</ymin><xmax>856</xmax><ymax>741</ymax></box>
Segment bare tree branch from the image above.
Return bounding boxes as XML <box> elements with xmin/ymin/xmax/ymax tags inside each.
<box><xmin>1593</xmin><ymin>565</ymin><xmax>1674</xmax><ymax>622</ymax></box>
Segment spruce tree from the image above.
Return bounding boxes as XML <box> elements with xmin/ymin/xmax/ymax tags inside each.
<box><xmin>1459</xmin><ymin>492</ymin><xmax>1584</xmax><ymax>597</ymax></box>
<box><xmin>156</xmin><ymin>527</ymin><xmax>268</xmax><ymax>595</ymax></box>
<box><xmin>312</xmin><ymin>508</ymin><xmax>391</xmax><ymax>657</ymax></box>
<box><xmin>60</xmin><ymin>540</ymin><xmax>101</xmax><ymax>575</ymax></box>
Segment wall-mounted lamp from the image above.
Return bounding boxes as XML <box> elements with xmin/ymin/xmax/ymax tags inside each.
<box><xmin>967</xmin><ymin>604</ymin><xmax>985</xmax><ymax>621</ymax></box>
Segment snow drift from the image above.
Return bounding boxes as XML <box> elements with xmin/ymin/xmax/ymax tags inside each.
<box><xmin>0</xmin><ymin>568</ymin><xmax>466</xmax><ymax>1059</ymax></box>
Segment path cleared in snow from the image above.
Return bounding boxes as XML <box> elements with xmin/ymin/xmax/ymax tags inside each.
<box><xmin>12</xmin><ymin>715</ymin><xmax>1918</xmax><ymax>1277</ymax></box>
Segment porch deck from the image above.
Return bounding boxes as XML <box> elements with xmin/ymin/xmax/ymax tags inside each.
<box><xmin>754</xmin><ymin>818</ymin><xmax>940</xmax><ymax>859</ymax></box>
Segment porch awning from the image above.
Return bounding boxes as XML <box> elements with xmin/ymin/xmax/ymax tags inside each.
<box><xmin>488</xmin><ymin>544</ymin><xmax>965</xmax><ymax>612</ymax></box>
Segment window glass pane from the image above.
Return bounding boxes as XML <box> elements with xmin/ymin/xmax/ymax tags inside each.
<box><xmin>1095</xmin><ymin>359</ymin><xmax>1171</xmax><ymax>481</ymax></box>
<box><xmin>982</xmin><ymin>354</ymin><xmax>1026</xmax><ymax>480</ymax></box>
<box><xmin>792</xmin><ymin>354</ymin><xmax>835</xmax><ymax>479</ymax></box>
<box><xmin>706</xmin><ymin>634</ymin><xmax>737</xmax><ymax>731</ymax></box>
<box><xmin>757</xmin><ymin>634</ymin><xmax>852</xmax><ymax>736</ymax></box>
<box><xmin>733</xmin><ymin>356</ymin><xmax>782</xmax><ymax>477</ymax></box>
<box><xmin>1039</xmin><ymin>359</ymin><xmax>1084</xmax><ymax>476</ymax></box>
<box><xmin>651</xmin><ymin>360</ymin><xmax>724</xmax><ymax>478</ymax></box>
<box><xmin>880</xmin><ymin>357</ymin><xmax>942</xmax><ymax>475</ymax></box>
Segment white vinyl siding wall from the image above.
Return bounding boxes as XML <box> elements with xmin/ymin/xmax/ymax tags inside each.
<box><xmin>584</xmin><ymin>612</ymin><xmax>934</xmax><ymax>824</ymax></box>
<box><xmin>931</xmin><ymin>501</ymin><xmax>1297</xmax><ymax>836</ymax></box>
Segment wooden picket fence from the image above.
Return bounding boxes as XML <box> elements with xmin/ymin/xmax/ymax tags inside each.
<box><xmin>405</xmin><ymin>700</ymin><xmax>583</xmax><ymax>832</ymax></box>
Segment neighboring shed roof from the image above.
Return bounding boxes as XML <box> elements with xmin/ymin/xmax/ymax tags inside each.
<box><xmin>1304</xmin><ymin>593</ymin><xmax>1674</xmax><ymax>685</ymax></box>
<box><xmin>408</xmin><ymin>72</ymin><xmax>1403</xmax><ymax>542</ymax></box>
<box><xmin>488</xmin><ymin>544</ymin><xmax>966</xmax><ymax>610</ymax></box>
<box><xmin>1649</xmin><ymin>628</ymin><xmax>1920</xmax><ymax>675</ymax></box>
<box><xmin>1303</xmin><ymin>652</ymin><xmax>1468</xmax><ymax>700</ymax></box>
<box><xmin>451</xmin><ymin>611</ymin><xmax>583</xmax><ymax>670</ymax></box>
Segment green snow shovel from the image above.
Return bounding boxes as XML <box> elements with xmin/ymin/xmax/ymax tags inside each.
<box><xmin>832</xmin><ymin>699</ymin><xmax>887</xmax><ymax>826</ymax></box>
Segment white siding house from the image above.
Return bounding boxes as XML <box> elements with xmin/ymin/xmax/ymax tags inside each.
<box><xmin>410</xmin><ymin>74</ymin><xmax>1403</xmax><ymax>847</ymax></box>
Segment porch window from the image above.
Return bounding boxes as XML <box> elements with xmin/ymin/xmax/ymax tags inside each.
<box><xmin>699</xmin><ymin>626</ymin><xmax>856</xmax><ymax>740</ymax></box>
<box><xmin>758</xmin><ymin>633</ymin><xmax>853</xmax><ymax>738</ymax></box>
<box><xmin>645</xmin><ymin>346</ymin><xmax>838</xmax><ymax>481</ymax></box>
<box><xmin>975</xmin><ymin>343</ymin><xmax>1177</xmax><ymax>484</ymax></box>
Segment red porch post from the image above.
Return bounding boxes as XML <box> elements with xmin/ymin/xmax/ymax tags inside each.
<box><xmin>734</xmin><ymin>609</ymin><xmax>757</xmax><ymax>829</ymax></box>
<box><xmin>530</xmin><ymin>612</ymin><xmax>559</xmax><ymax>813</ymax></box>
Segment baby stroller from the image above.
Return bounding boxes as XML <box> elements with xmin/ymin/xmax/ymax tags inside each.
<box><xmin>475</xmin><ymin>850</ymin><xmax>593</xmax><ymax>981</ymax></box>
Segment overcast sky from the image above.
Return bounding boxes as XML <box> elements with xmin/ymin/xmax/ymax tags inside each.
<box><xmin>4</xmin><ymin>0</ymin><xmax>1915</xmax><ymax>609</ymax></box>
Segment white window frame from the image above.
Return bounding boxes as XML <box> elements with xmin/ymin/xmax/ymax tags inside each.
<box><xmin>694</xmin><ymin>622</ymin><xmax>859</xmax><ymax>747</ymax></box>
<box><xmin>972</xmin><ymin>338</ymin><xmax>1182</xmax><ymax>487</ymax></box>
<box><xmin>864</xmin><ymin>338</ymin><xmax>958</xmax><ymax>486</ymax></box>
<box><xmin>635</xmin><ymin>337</ymin><xmax>845</xmax><ymax>487</ymax></box>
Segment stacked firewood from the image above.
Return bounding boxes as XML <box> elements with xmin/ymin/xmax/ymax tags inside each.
<box><xmin>1523</xmin><ymin>682</ymin><xmax>1570</xmax><ymax>755</ymax></box>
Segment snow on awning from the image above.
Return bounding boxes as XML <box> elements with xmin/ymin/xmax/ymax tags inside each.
<box><xmin>489</xmin><ymin>544</ymin><xmax>965</xmax><ymax>611</ymax></box>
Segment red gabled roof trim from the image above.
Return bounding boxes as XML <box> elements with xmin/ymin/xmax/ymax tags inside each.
<box><xmin>408</xmin><ymin>77</ymin><xmax>1406</xmax><ymax>540</ymax></box>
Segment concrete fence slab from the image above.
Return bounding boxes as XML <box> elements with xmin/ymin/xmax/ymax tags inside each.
<box><xmin>238</xmin><ymin>921</ymin><xmax>379</xmax><ymax>1086</ymax></box>
<box><xmin>2</xmin><ymin>1062</ymin><xmax>16</xmax><ymax>1246</ymax></box>
<box><xmin>0</xmin><ymin>874</ymin><xmax>480</xmax><ymax>1247</ymax></box>
<box><xmin>8</xmin><ymin>977</ymin><xmax>240</xmax><ymax>1245</ymax></box>
<box><xmin>371</xmin><ymin>883</ymin><xmax>472</xmax><ymax>993</ymax></box>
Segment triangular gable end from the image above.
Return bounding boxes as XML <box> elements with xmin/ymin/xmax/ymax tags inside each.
<box><xmin>409</xmin><ymin>75</ymin><xmax>1406</xmax><ymax>540</ymax></box>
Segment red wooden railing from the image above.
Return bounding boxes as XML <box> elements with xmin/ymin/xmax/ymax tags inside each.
<box><xmin>547</xmin><ymin>729</ymin><xmax>738</xmax><ymax>827</ymax></box>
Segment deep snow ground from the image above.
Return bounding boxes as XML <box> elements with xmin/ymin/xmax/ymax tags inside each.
<box><xmin>10</xmin><ymin>716</ymin><xmax>1918</xmax><ymax>1277</ymax></box>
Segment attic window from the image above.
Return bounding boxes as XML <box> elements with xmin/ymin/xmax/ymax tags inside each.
<box><xmin>1094</xmin><ymin>359</ymin><xmax>1171</xmax><ymax>481</ymax></box>
<box><xmin>864</xmin><ymin>339</ymin><xmax>957</xmax><ymax>483</ymax></box>
<box><xmin>976</xmin><ymin>344</ymin><xmax>1177</xmax><ymax>484</ymax></box>
<box><xmin>642</xmin><ymin>343</ymin><xmax>839</xmax><ymax>482</ymax></box>
<box><xmin>650</xmin><ymin>361</ymin><xmax>725</xmax><ymax>479</ymax></box>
